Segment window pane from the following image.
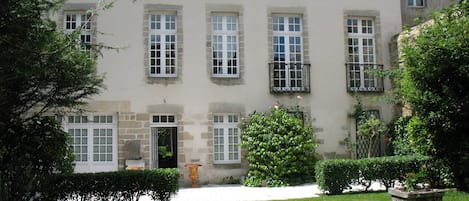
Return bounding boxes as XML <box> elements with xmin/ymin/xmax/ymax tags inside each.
<box><xmin>149</xmin><ymin>15</ymin><xmax>177</xmax><ymax>76</ymax></box>
<box><xmin>212</xmin><ymin>15</ymin><xmax>239</xmax><ymax>77</ymax></box>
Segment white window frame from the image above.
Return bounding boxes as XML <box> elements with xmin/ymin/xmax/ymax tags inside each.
<box><xmin>64</xmin><ymin>114</ymin><xmax>118</xmax><ymax>173</ymax></box>
<box><xmin>272</xmin><ymin>15</ymin><xmax>304</xmax><ymax>91</ymax></box>
<box><xmin>149</xmin><ymin>13</ymin><xmax>178</xmax><ymax>77</ymax></box>
<box><xmin>150</xmin><ymin>114</ymin><xmax>178</xmax><ymax>169</ymax></box>
<box><xmin>347</xmin><ymin>17</ymin><xmax>378</xmax><ymax>91</ymax></box>
<box><xmin>211</xmin><ymin>14</ymin><xmax>239</xmax><ymax>78</ymax></box>
<box><xmin>64</xmin><ymin>12</ymin><xmax>93</xmax><ymax>56</ymax></box>
<box><xmin>150</xmin><ymin>114</ymin><xmax>177</xmax><ymax>127</ymax></box>
<box><xmin>213</xmin><ymin>114</ymin><xmax>241</xmax><ymax>164</ymax></box>
<box><xmin>408</xmin><ymin>0</ymin><xmax>426</xmax><ymax>7</ymax></box>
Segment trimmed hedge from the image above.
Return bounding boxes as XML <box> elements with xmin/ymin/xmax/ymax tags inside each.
<box><xmin>315</xmin><ymin>159</ymin><xmax>359</xmax><ymax>195</ymax></box>
<box><xmin>41</xmin><ymin>168</ymin><xmax>179</xmax><ymax>201</ymax></box>
<box><xmin>315</xmin><ymin>155</ymin><xmax>430</xmax><ymax>195</ymax></box>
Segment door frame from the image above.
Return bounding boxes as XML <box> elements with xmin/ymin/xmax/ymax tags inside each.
<box><xmin>149</xmin><ymin>114</ymin><xmax>178</xmax><ymax>169</ymax></box>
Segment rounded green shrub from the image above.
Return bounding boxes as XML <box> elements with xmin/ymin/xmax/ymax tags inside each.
<box><xmin>241</xmin><ymin>108</ymin><xmax>317</xmax><ymax>186</ymax></box>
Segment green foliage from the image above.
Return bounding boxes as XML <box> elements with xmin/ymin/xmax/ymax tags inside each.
<box><xmin>40</xmin><ymin>169</ymin><xmax>179</xmax><ymax>201</ymax></box>
<box><xmin>0</xmin><ymin>117</ymin><xmax>75</xmax><ymax>200</ymax></box>
<box><xmin>0</xmin><ymin>0</ymin><xmax>104</xmax><ymax>120</ymax></box>
<box><xmin>243</xmin><ymin>176</ymin><xmax>263</xmax><ymax>187</ymax></box>
<box><xmin>240</xmin><ymin>108</ymin><xmax>317</xmax><ymax>186</ymax></box>
<box><xmin>402</xmin><ymin>170</ymin><xmax>427</xmax><ymax>192</ymax></box>
<box><xmin>388</xmin><ymin>117</ymin><xmax>455</xmax><ymax>188</ymax></box>
<box><xmin>0</xmin><ymin>0</ymin><xmax>106</xmax><ymax>199</ymax></box>
<box><xmin>357</xmin><ymin>114</ymin><xmax>386</xmax><ymax>158</ymax></box>
<box><xmin>315</xmin><ymin>156</ymin><xmax>430</xmax><ymax>195</ymax></box>
<box><xmin>388</xmin><ymin>116</ymin><xmax>415</xmax><ymax>155</ymax></box>
<box><xmin>315</xmin><ymin>159</ymin><xmax>359</xmax><ymax>195</ymax></box>
<box><xmin>398</xmin><ymin>1</ymin><xmax>469</xmax><ymax>190</ymax></box>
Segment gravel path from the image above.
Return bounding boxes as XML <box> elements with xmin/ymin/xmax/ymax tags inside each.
<box><xmin>138</xmin><ymin>182</ymin><xmax>386</xmax><ymax>201</ymax></box>
<box><xmin>140</xmin><ymin>183</ymin><xmax>320</xmax><ymax>201</ymax></box>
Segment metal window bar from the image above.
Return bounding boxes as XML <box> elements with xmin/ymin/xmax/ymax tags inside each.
<box><xmin>269</xmin><ymin>63</ymin><xmax>310</xmax><ymax>93</ymax></box>
<box><xmin>345</xmin><ymin>63</ymin><xmax>384</xmax><ymax>92</ymax></box>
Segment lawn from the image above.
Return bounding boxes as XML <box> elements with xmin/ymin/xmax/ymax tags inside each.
<box><xmin>273</xmin><ymin>191</ymin><xmax>468</xmax><ymax>201</ymax></box>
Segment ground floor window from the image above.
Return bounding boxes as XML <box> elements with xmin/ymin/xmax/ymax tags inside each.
<box><xmin>65</xmin><ymin>114</ymin><xmax>117</xmax><ymax>172</ymax></box>
<box><xmin>213</xmin><ymin>114</ymin><xmax>241</xmax><ymax>164</ymax></box>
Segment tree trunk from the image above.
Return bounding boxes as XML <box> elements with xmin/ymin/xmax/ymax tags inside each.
<box><xmin>368</xmin><ymin>137</ymin><xmax>374</xmax><ymax>158</ymax></box>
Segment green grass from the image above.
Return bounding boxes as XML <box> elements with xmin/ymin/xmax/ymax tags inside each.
<box><xmin>272</xmin><ymin>191</ymin><xmax>469</xmax><ymax>201</ymax></box>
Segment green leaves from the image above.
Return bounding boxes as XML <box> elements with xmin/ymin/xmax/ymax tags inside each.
<box><xmin>1</xmin><ymin>0</ymin><xmax>104</xmax><ymax>121</ymax></box>
<box><xmin>397</xmin><ymin>1</ymin><xmax>469</xmax><ymax>190</ymax></box>
<box><xmin>241</xmin><ymin>108</ymin><xmax>317</xmax><ymax>186</ymax></box>
<box><xmin>43</xmin><ymin>169</ymin><xmax>179</xmax><ymax>201</ymax></box>
<box><xmin>315</xmin><ymin>156</ymin><xmax>430</xmax><ymax>195</ymax></box>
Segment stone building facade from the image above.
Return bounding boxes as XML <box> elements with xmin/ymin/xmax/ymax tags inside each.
<box><xmin>58</xmin><ymin>0</ymin><xmax>402</xmax><ymax>185</ymax></box>
<box><xmin>401</xmin><ymin>0</ymin><xmax>454</xmax><ymax>27</ymax></box>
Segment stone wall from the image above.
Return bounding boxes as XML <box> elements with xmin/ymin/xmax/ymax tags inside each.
<box><xmin>118</xmin><ymin>113</ymin><xmax>151</xmax><ymax>169</ymax></box>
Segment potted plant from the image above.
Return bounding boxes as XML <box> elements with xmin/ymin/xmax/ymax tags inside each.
<box><xmin>388</xmin><ymin>171</ymin><xmax>445</xmax><ymax>201</ymax></box>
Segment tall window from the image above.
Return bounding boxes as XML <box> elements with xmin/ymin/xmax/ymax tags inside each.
<box><xmin>347</xmin><ymin>17</ymin><xmax>379</xmax><ymax>91</ymax></box>
<box><xmin>64</xmin><ymin>12</ymin><xmax>93</xmax><ymax>56</ymax></box>
<box><xmin>408</xmin><ymin>0</ymin><xmax>425</xmax><ymax>7</ymax></box>
<box><xmin>212</xmin><ymin>15</ymin><xmax>239</xmax><ymax>77</ymax></box>
<box><xmin>272</xmin><ymin>15</ymin><xmax>304</xmax><ymax>91</ymax></box>
<box><xmin>213</xmin><ymin>114</ymin><xmax>241</xmax><ymax>164</ymax></box>
<box><xmin>149</xmin><ymin>14</ymin><xmax>177</xmax><ymax>77</ymax></box>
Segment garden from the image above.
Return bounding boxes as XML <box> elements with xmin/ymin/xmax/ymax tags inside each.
<box><xmin>274</xmin><ymin>191</ymin><xmax>469</xmax><ymax>201</ymax></box>
<box><xmin>241</xmin><ymin>3</ymin><xmax>469</xmax><ymax>199</ymax></box>
<box><xmin>0</xmin><ymin>0</ymin><xmax>467</xmax><ymax>200</ymax></box>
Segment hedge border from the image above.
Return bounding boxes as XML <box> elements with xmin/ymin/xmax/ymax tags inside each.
<box><xmin>315</xmin><ymin>156</ymin><xmax>430</xmax><ymax>195</ymax></box>
<box><xmin>40</xmin><ymin>168</ymin><xmax>179</xmax><ymax>201</ymax></box>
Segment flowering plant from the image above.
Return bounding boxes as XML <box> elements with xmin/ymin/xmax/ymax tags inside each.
<box><xmin>400</xmin><ymin>170</ymin><xmax>427</xmax><ymax>191</ymax></box>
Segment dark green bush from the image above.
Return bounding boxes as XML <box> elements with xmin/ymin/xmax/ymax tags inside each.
<box><xmin>388</xmin><ymin>117</ymin><xmax>455</xmax><ymax>188</ymax></box>
<box><xmin>315</xmin><ymin>156</ymin><xmax>430</xmax><ymax>195</ymax></box>
<box><xmin>315</xmin><ymin>159</ymin><xmax>359</xmax><ymax>195</ymax></box>
<box><xmin>42</xmin><ymin>169</ymin><xmax>179</xmax><ymax>201</ymax></box>
<box><xmin>358</xmin><ymin>156</ymin><xmax>430</xmax><ymax>190</ymax></box>
<box><xmin>0</xmin><ymin>117</ymin><xmax>74</xmax><ymax>200</ymax></box>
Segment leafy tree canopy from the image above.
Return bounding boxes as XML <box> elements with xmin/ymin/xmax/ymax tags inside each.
<box><xmin>0</xmin><ymin>0</ymin><xmax>105</xmax><ymax>199</ymax></box>
<box><xmin>0</xmin><ymin>0</ymin><xmax>104</xmax><ymax>122</ymax></box>
<box><xmin>398</xmin><ymin>1</ymin><xmax>469</xmax><ymax>190</ymax></box>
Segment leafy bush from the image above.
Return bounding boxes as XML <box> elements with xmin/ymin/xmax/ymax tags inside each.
<box><xmin>240</xmin><ymin>108</ymin><xmax>317</xmax><ymax>186</ymax></box>
<box><xmin>0</xmin><ymin>117</ymin><xmax>74</xmax><ymax>200</ymax></box>
<box><xmin>315</xmin><ymin>156</ymin><xmax>430</xmax><ymax>195</ymax></box>
<box><xmin>358</xmin><ymin>156</ymin><xmax>430</xmax><ymax>190</ymax></box>
<box><xmin>388</xmin><ymin>116</ymin><xmax>414</xmax><ymax>155</ymax></box>
<box><xmin>315</xmin><ymin>159</ymin><xmax>359</xmax><ymax>195</ymax></box>
<box><xmin>388</xmin><ymin>117</ymin><xmax>455</xmax><ymax>188</ymax></box>
<box><xmin>41</xmin><ymin>169</ymin><xmax>179</xmax><ymax>201</ymax></box>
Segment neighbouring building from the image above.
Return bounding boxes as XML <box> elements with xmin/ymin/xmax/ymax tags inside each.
<box><xmin>401</xmin><ymin>0</ymin><xmax>454</xmax><ymax>27</ymax></box>
<box><xmin>56</xmin><ymin>0</ymin><xmax>402</xmax><ymax>186</ymax></box>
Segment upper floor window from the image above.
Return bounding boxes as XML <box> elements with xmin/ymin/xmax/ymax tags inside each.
<box><xmin>346</xmin><ymin>17</ymin><xmax>383</xmax><ymax>92</ymax></box>
<box><xmin>212</xmin><ymin>15</ymin><xmax>239</xmax><ymax>78</ymax></box>
<box><xmin>213</xmin><ymin>114</ymin><xmax>241</xmax><ymax>164</ymax></box>
<box><xmin>64</xmin><ymin>12</ymin><xmax>93</xmax><ymax>56</ymax></box>
<box><xmin>270</xmin><ymin>15</ymin><xmax>309</xmax><ymax>93</ymax></box>
<box><xmin>408</xmin><ymin>0</ymin><xmax>426</xmax><ymax>7</ymax></box>
<box><xmin>149</xmin><ymin>14</ymin><xmax>177</xmax><ymax>77</ymax></box>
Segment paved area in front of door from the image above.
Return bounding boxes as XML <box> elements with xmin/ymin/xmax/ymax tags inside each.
<box><xmin>139</xmin><ymin>182</ymin><xmax>385</xmax><ymax>201</ymax></box>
